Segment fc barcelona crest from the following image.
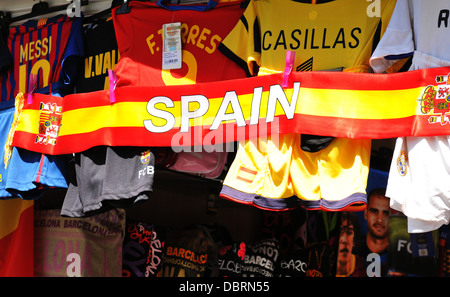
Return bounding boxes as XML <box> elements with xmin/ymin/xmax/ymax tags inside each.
<box><xmin>140</xmin><ymin>150</ymin><xmax>151</xmax><ymax>164</ymax></box>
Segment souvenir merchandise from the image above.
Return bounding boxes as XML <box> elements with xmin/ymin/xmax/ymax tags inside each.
<box><xmin>160</xmin><ymin>225</ymin><xmax>219</xmax><ymax>277</ymax></box>
<box><xmin>0</xmin><ymin>14</ymin><xmax>84</xmax><ymax>108</ymax></box>
<box><xmin>34</xmin><ymin>208</ymin><xmax>126</xmax><ymax>277</ymax></box>
<box><xmin>370</xmin><ymin>0</ymin><xmax>450</xmax><ymax>233</ymax></box>
<box><xmin>64</xmin><ymin>17</ymin><xmax>158</xmax><ymax>218</ymax></box>
<box><xmin>3</xmin><ymin>0</ymin><xmax>450</xmax><ymax>280</ymax></box>
<box><xmin>437</xmin><ymin>224</ymin><xmax>450</xmax><ymax>276</ymax></box>
<box><xmin>10</xmin><ymin>65</ymin><xmax>450</xmax><ymax>155</ymax></box>
<box><xmin>345</xmin><ymin>169</ymin><xmax>390</xmax><ymax>277</ymax></box>
<box><xmin>218</xmin><ymin>0</ymin><xmax>396</xmax><ymax>211</ymax></box>
<box><xmin>0</xmin><ymin>199</ymin><xmax>33</xmax><ymax>276</ymax></box>
<box><xmin>75</xmin><ymin>17</ymin><xmax>119</xmax><ymax>93</ymax></box>
<box><xmin>217</xmin><ymin>241</ymin><xmax>246</xmax><ymax>277</ymax></box>
<box><xmin>122</xmin><ymin>221</ymin><xmax>166</xmax><ymax>277</ymax></box>
<box><xmin>61</xmin><ymin>146</ymin><xmax>155</xmax><ymax>217</ymax></box>
<box><xmin>386</xmin><ymin>212</ymin><xmax>438</xmax><ymax>276</ymax></box>
<box><xmin>0</xmin><ymin>13</ymin><xmax>84</xmax><ymax>198</ymax></box>
<box><xmin>241</xmin><ymin>239</ymin><xmax>280</xmax><ymax>277</ymax></box>
<box><xmin>111</xmin><ymin>0</ymin><xmax>247</xmax><ymax>179</ymax></box>
<box><xmin>112</xmin><ymin>0</ymin><xmax>246</xmax><ymax>87</ymax></box>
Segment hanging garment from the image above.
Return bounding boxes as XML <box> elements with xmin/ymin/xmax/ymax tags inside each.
<box><xmin>0</xmin><ymin>14</ymin><xmax>84</xmax><ymax>108</ymax></box>
<box><xmin>160</xmin><ymin>225</ymin><xmax>219</xmax><ymax>277</ymax></box>
<box><xmin>122</xmin><ymin>221</ymin><xmax>166</xmax><ymax>277</ymax></box>
<box><xmin>217</xmin><ymin>241</ymin><xmax>247</xmax><ymax>277</ymax></box>
<box><xmin>0</xmin><ymin>199</ymin><xmax>34</xmax><ymax>277</ymax></box>
<box><xmin>0</xmin><ymin>15</ymin><xmax>84</xmax><ymax>199</ymax></box>
<box><xmin>34</xmin><ymin>208</ymin><xmax>126</xmax><ymax>277</ymax></box>
<box><xmin>111</xmin><ymin>0</ymin><xmax>248</xmax><ymax>178</ymax></box>
<box><xmin>61</xmin><ymin>146</ymin><xmax>155</xmax><ymax>217</ymax></box>
<box><xmin>75</xmin><ymin>17</ymin><xmax>119</xmax><ymax>93</ymax></box>
<box><xmin>63</xmin><ymin>17</ymin><xmax>162</xmax><ymax>218</ymax></box>
<box><xmin>218</xmin><ymin>0</ymin><xmax>396</xmax><ymax>211</ymax></box>
<box><xmin>370</xmin><ymin>0</ymin><xmax>450</xmax><ymax>233</ymax></box>
<box><xmin>241</xmin><ymin>238</ymin><xmax>280</xmax><ymax>277</ymax></box>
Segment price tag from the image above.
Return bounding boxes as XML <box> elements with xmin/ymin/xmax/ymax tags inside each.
<box><xmin>162</xmin><ymin>22</ymin><xmax>182</xmax><ymax>70</ymax></box>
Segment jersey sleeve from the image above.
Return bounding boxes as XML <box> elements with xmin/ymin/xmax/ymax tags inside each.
<box><xmin>218</xmin><ymin>0</ymin><xmax>260</xmax><ymax>77</ymax></box>
<box><xmin>370</xmin><ymin>0</ymin><xmax>415</xmax><ymax>73</ymax></box>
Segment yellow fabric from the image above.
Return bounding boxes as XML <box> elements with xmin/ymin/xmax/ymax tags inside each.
<box><xmin>221</xmin><ymin>0</ymin><xmax>396</xmax><ymax>210</ymax></box>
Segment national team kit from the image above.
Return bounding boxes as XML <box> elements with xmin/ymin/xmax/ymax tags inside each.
<box><xmin>1</xmin><ymin>0</ymin><xmax>450</xmax><ymax>278</ymax></box>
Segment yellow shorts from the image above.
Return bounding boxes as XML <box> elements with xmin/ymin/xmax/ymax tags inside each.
<box><xmin>220</xmin><ymin>134</ymin><xmax>370</xmax><ymax>211</ymax></box>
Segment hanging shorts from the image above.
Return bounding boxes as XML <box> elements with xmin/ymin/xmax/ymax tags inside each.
<box><xmin>220</xmin><ymin>134</ymin><xmax>370</xmax><ymax>211</ymax></box>
<box><xmin>61</xmin><ymin>146</ymin><xmax>155</xmax><ymax>217</ymax></box>
<box><xmin>0</xmin><ymin>106</ymin><xmax>69</xmax><ymax>200</ymax></box>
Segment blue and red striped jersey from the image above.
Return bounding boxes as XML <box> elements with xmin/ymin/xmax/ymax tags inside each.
<box><xmin>0</xmin><ymin>14</ymin><xmax>84</xmax><ymax>109</ymax></box>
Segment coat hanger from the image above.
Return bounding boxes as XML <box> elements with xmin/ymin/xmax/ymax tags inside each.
<box><xmin>5</xmin><ymin>0</ymin><xmax>89</xmax><ymax>25</ymax></box>
<box><xmin>83</xmin><ymin>0</ymin><xmax>123</xmax><ymax>23</ymax></box>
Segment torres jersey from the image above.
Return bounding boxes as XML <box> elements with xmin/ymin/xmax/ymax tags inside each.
<box><xmin>219</xmin><ymin>0</ymin><xmax>396</xmax><ymax>75</ymax></box>
<box><xmin>0</xmin><ymin>14</ymin><xmax>84</xmax><ymax>109</ymax></box>
<box><xmin>112</xmin><ymin>0</ymin><xmax>247</xmax><ymax>87</ymax></box>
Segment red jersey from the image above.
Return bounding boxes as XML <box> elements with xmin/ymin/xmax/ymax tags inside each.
<box><xmin>112</xmin><ymin>0</ymin><xmax>247</xmax><ymax>87</ymax></box>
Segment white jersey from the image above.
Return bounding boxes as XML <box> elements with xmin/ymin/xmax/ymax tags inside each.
<box><xmin>370</xmin><ymin>0</ymin><xmax>450</xmax><ymax>233</ymax></box>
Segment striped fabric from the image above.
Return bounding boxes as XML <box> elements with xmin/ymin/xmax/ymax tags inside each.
<box><xmin>9</xmin><ymin>66</ymin><xmax>450</xmax><ymax>155</ymax></box>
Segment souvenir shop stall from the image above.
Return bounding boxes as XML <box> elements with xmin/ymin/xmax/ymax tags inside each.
<box><xmin>0</xmin><ymin>0</ymin><xmax>449</xmax><ymax>278</ymax></box>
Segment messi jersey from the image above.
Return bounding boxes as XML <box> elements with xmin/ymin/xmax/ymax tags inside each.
<box><xmin>219</xmin><ymin>0</ymin><xmax>396</xmax><ymax>75</ymax></box>
<box><xmin>112</xmin><ymin>0</ymin><xmax>247</xmax><ymax>87</ymax></box>
<box><xmin>0</xmin><ymin>14</ymin><xmax>84</xmax><ymax>109</ymax></box>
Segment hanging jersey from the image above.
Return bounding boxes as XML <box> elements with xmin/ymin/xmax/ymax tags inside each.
<box><xmin>0</xmin><ymin>14</ymin><xmax>84</xmax><ymax>109</ymax></box>
<box><xmin>112</xmin><ymin>0</ymin><xmax>246</xmax><ymax>179</ymax></box>
<box><xmin>75</xmin><ymin>18</ymin><xmax>119</xmax><ymax>93</ymax></box>
<box><xmin>371</xmin><ymin>0</ymin><xmax>450</xmax><ymax>73</ymax></box>
<box><xmin>122</xmin><ymin>221</ymin><xmax>165</xmax><ymax>277</ymax></box>
<box><xmin>34</xmin><ymin>208</ymin><xmax>126</xmax><ymax>277</ymax></box>
<box><xmin>112</xmin><ymin>0</ymin><xmax>247</xmax><ymax>87</ymax></box>
<box><xmin>0</xmin><ymin>30</ymin><xmax>11</xmax><ymax>75</ymax></box>
<box><xmin>160</xmin><ymin>225</ymin><xmax>218</xmax><ymax>277</ymax></box>
<box><xmin>370</xmin><ymin>0</ymin><xmax>450</xmax><ymax>233</ymax></box>
<box><xmin>61</xmin><ymin>146</ymin><xmax>155</xmax><ymax>217</ymax></box>
<box><xmin>0</xmin><ymin>93</ymin><xmax>70</xmax><ymax>200</ymax></box>
<box><xmin>219</xmin><ymin>0</ymin><xmax>396</xmax><ymax>75</ymax></box>
<box><xmin>218</xmin><ymin>0</ymin><xmax>395</xmax><ymax>211</ymax></box>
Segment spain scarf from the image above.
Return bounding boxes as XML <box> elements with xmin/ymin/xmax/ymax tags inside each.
<box><xmin>8</xmin><ymin>66</ymin><xmax>450</xmax><ymax>156</ymax></box>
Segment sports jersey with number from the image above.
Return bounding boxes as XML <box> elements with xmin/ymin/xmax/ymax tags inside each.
<box><xmin>218</xmin><ymin>0</ymin><xmax>396</xmax><ymax>211</ymax></box>
<box><xmin>370</xmin><ymin>0</ymin><xmax>450</xmax><ymax>233</ymax></box>
<box><xmin>75</xmin><ymin>18</ymin><xmax>119</xmax><ymax>93</ymax></box>
<box><xmin>0</xmin><ymin>15</ymin><xmax>84</xmax><ymax>199</ymax></box>
<box><xmin>111</xmin><ymin>0</ymin><xmax>246</xmax><ymax>179</ymax></box>
<box><xmin>0</xmin><ymin>14</ymin><xmax>84</xmax><ymax>109</ymax></box>
<box><xmin>112</xmin><ymin>0</ymin><xmax>247</xmax><ymax>87</ymax></box>
<box><xmin>219</xmin><ymin>0</ymin><xmax>396</xmax><ymax>75</ymax></box>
